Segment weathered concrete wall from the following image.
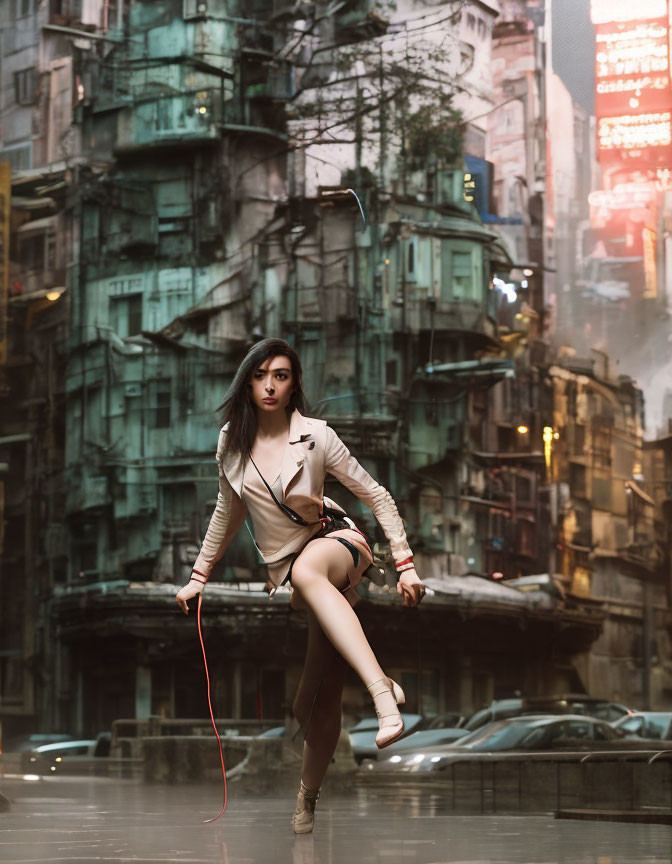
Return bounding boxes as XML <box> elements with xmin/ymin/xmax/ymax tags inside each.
<box><xmin>142</xmin><ymin>736</ymin><xmax>250</xmax><ymax>784</ymax></box>
<box><xmin>361</xmin><ymin>755</ymin><xmax>672</xmax><ymax>814</ymax></box>
<box><xmin>141</xmin><ymin>729</ymin><xmax>359</xmax><ymax>792</ymax></box>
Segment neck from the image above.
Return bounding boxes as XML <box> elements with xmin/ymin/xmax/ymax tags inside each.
<box><xmin>255</xmin><ymin>407</ymin><xmax>291</xmax><ymax>439</ymax></box>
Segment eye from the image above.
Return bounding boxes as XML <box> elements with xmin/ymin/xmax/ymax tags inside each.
<box><xmin>276</xmin><ymin>372</ymin><xmax>288</xmax><ymax>380</ymax></box>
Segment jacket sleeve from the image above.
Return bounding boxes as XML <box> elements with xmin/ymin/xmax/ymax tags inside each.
<box><xmin>324</xmin><ymin>425</ymin><xmax>413</xmax><ymax>568</ymax></box>
<box><xmin>192</xmin><ymin>429</ymin><xmax>248</xmax><ymax>580</ymax></box>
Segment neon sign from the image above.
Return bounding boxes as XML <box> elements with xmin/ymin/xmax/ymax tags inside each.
<box><xmin>588</xmin><ymin>182</ymin><xmax>657</xmax><ymax>209</ymax></box>
<box><xmin>595</xmin><ymin>17</ymin><xmax>670</xmax><ymax>116</ymax></box>
<box><xmin>598</xmin><ymin>112</ymin><xmax>671</xmax><ymax>151</ymax></box>
<box><xmin>591</xmin><ymin>0</ymin><xmax>667</xmax><ymax>23</ymax></box>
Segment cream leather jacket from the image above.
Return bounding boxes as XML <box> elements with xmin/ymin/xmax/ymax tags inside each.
<box><xmin>192</xmin><ymin>409</ymin><xmax>413</xmax><ymax>581</ymax></box>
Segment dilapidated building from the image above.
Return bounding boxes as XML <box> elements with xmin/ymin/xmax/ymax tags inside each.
<box><xmin>0</xmin><ymin>0</ymin><xmax>668</xmax><ymax>742</ymax></box>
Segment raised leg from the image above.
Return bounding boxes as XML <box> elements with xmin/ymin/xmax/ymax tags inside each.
<box><xmin>290</xmin><ymin>538</ymin><xmax>386</xmax><ymax>686</ymax></box>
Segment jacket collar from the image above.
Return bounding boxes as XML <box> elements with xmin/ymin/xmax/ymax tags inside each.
<box><xmin>221</xmin><ymin>409</ymin><xmax>315</xmax><ymax>499</ymax></box>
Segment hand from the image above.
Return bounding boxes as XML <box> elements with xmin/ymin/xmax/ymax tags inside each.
<box><xmin>176</xmin><ymin>578</ymin><xmax>205</xmax><ymax>615</ymax></box>
<box><xmin>397</xmin><ymin>568</ymin><xmax>425</xmax><ymax>607</ymax></box>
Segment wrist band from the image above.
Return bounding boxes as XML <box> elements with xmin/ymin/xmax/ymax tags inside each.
<box><xmin>396</xmin><ymin>556</ymin><xmax>414</xmax><ymax>575</ymax></box>
<box><xmin>192</xmin><ymin>568</ymin><xmax>208</xmax><ymax>578</ymax></box>
<box><xmin>191</xmin><ymin>575</ymin><xmax>207</xmax><ymax>585</ymax></box>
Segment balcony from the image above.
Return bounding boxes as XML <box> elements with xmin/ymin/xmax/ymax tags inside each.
<box><xmin>397</xmin><ymin>295</ymin><xmax>495</xmax><ymax>339</ymax></box>
<box><xmin>222</xmin><ymin>93</ymin><xmax>287</xmax><ymax>139</ymax></box>
<box><xmin>112</xmin><ymin>90</ymin><xmax>224</xmax><ymax>153</ymax></box>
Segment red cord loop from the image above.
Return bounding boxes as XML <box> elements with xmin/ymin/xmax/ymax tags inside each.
<box><xmin>197</xmin><ymin>593</ymin><xmax>228</xmax><ymax>823</ymax></box>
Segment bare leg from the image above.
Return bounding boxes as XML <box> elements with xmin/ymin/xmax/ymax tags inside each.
<box><xmin>290</xmin><ymin>539</ymin><xmax>385</xmax><ymax>687</ymax></box>
<box><xmin>293</xmin><ymin>608</ymin><xmax>347</xmax><ymax>790</ymax></box>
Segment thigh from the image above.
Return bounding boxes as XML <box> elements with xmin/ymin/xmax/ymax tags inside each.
<box><xmin>292</xmin><ymin>536</ymin><xmax>359</xmax><ymax>593</ymax></box>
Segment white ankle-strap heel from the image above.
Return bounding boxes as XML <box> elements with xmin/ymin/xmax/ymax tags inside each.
<box><xmin>367</xmin><ymin>677</ymin><xmax>406</xmax><ymax>748</ymax></box>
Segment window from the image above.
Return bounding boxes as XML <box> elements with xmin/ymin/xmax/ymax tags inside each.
<box><xmin>17</xmin><ymin>0</ymin><xmax>33</xmax><ymax>17</ymax></box>
<box><xmin>385</xmin><ymin>359</ymin><xmax>398</xmax><ymax>388</ymax></box>
<box><xmin>404</xmin><ymin>238</ymin><xmax>417</xmax><ymax>282</ymax></box>
<box><xmin>425</xmin><ymin>398</ymin><xmax>438</xmax><ymax>426</ymax></box>
<box><xmin>517</xmin><ymin>520</ymin><xmax>535</xmax><ymax>557</ymax></box>
<box><xmin>162</xmin><ymin>483</ymin><xmax>196</xmax><ymax>526</ymax></box>
<box><xmin>452</xmin><ymin>251</ymin><xmax>471</xmax><ymax>294</ymax></box>
<box><xmin>592</xmin><ymin>476</ymin><xmax>611</xmax><ymax>510</ymax></box>
<box><xmin>467</xmin><ymin>13</ymin><xmax>476</xmax><ymax>28</ymax></box>
<box><xmin>19</xmin><ymin>234</ymin><xmax>45</xmax><ymax>272</ymax></box>
<box><xmin>14</xmin><ymin>68</ymin><xmax>38</xmax><ymax>105</ymax></box>
<box><xmin>570</xmin><ymin>463</ymin><xmax>586</xmax><ymax>497</ymax></box>
<box><xmin>110</xmin><ymin>294</ymin><xmax>143</xmax><ymax>337</ymax></box>
<box><xmin>593</xmin><ymin>724</ymin><xmax>611</xmax><ymax>741</ymax></box>
<box><xmin>515</xmin><ymin>474</ymin><xmax>533</xmax><ymax>504</ymax></box>
<box><xmin>520</xmin><ymin>727</ymin><xmax>547</xmax><ymax>748</ymax></box>
<box><xmin>151</xmin><ymin>380</ymin><xmax>172</xmax><ymax>429</ymax></box>
<box><xmin>564</xmin><ymin>720</ymin><xmax>592</xmax><ymax>740</ymax></box>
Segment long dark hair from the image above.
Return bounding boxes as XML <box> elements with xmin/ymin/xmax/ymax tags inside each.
<box><xmin>217</xmin><ymin>338</ymin><xmax>308</xmax><ymax>461</ymax></box>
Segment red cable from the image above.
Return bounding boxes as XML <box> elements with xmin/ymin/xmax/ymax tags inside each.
<box><xmin>196</xmin><ymin>593</ymin><xmax>228</xmax><ymax>823</ymax></box>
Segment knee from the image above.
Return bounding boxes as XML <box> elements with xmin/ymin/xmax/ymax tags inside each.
<box><xmin>290</xmin><ymin>559</ymin><xmax>314</xmax><ymax>591</ymax></box>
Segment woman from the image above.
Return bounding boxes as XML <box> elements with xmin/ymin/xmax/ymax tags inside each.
<box><xmin>176</xmin><ymin>338</ymin><xmax>425</xmax><ymax>833</ymax></box>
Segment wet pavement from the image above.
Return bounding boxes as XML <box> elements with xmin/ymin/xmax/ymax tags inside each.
<box><xmin>0</xmin><ymin>775</ymin><xmax>671</xmax><ymax>863</ymax></box>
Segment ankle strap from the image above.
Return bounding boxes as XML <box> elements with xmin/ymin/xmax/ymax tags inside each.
<box><xmin>300</xmin><ymin>780</ymin><xmax>320</xmax><ymax>800</ymax></box>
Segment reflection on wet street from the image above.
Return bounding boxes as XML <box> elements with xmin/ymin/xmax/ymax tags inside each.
<box><xmin>0</xmin><ymin>776</ymin><xmax>670</xmax><ymax>863</ymax></box>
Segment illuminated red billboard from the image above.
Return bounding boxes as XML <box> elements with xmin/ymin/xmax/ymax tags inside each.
<box><xmin>595</xmin><ymin>18</ymin><xmax>670</xmax><ymax>116</ymax></box>
<box><xmin>592</xmin><ymin>0</ymin><xmax>672</xmax><ymax>165</ymax></box>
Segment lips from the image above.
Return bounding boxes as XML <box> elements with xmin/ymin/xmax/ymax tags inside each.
<box><xmin>262</xmin><ymin>398</ymin><xmax>278</xmax><ymax>404</ymax></box>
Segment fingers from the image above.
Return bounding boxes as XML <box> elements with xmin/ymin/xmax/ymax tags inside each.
<box><xmin>400</xmin><ymin>582</ymin><xmax>425</xmax><ymax>607</ymax></box>
<box><xmin>176</xmin><ymin>591</ymin><xmax>189</xmax><ymax>615</ymax></box>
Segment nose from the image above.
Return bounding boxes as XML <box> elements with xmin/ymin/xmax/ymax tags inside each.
<box><xmin>265</xmin><ymin>376</ymin><xmax>274</xmax><ymax>392</ymax></box>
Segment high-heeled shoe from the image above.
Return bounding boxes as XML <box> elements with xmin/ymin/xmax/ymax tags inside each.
<box><xmin>292</xmin><ymin>780</ymin><xmax>320</xmax><ymax>834</ymax></box>
<box><xmin>367</xmin><ymin>676</ymin><xmax>406</xmax><ymax>748</ymax></box>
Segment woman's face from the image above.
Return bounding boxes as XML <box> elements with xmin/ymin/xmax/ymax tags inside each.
<box><xmin>249</xmin><ymin>354</ymin><xmax>295</xmax><ymax>415</ymax></box>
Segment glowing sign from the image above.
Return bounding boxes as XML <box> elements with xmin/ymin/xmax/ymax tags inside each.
<box><xmin>463</xmin><ymin>172</ymin><xmax>476</xmax><ymax>203</ymax></box>
<box><xmin>598</xmin><ymin>112</ymin><xmax>671</xmax><ymax>151</ymax></box>
<box><xmin>588</xmin><ymin>181</ymin><xmax>657</xmax><ymax>209</ymax></box>
<box><xmin>642</xmin><ymin>226</ymin><xmax>657</xmax><ymax>297</ymax></box>
<box><xmin>591</xmin><ymin>0</ymin><xmax>667</xmax><ymax>23</ymax></box>
<box><xmin>596</xmin><ymin>24</ymin><xmax>668</xmax><ymax>77</ymax></box>
<box><xmin>655</xmin><ymin>167</ymin><xmax>672</xmax><ymax>189</ymax></box>
<box><xmin>595</xmin><ymin>18</ymin><xmax>670</xmax><ymax>116</ymax></box>
<box><xmin>543</xmin><ymin>426</ymin><xmax>553</xmax><ymax>475</ymax></box>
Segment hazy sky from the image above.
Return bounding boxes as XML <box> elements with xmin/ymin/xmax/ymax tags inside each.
<box><xmin>551</xmin><ymin>0</ymin><xmax>595</xmax><ymax>114</ymax></box>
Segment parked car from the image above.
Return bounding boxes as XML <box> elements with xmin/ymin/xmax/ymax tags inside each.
<box><xmin>258</xmin><ymin>726</ymin><xmax>286</xmax><ymax>738</ymax></box>
<box><xmin>461</xmin><ymin>695</ymin><xmax>632</xmax><ymax>732</ymax></box>
<box><xmin>370</xmin><ymin>714</ymin><xmax>668</xmax><ymax>774</ymax></box>
<box><xmin>445</xmin><ymin>715</ymin><xmax>627</xmax><ymax>751</ymax></box>
<box><xmin>612</xmin><ymin>711</ymin><xmax>672</xmax><ymax>741</ymax></box>
<box><xmin>348</xmin><ymin>713</ymin><xmax>423</xmax><ymax>763</ymax></box>
<box><xmin>22</xmin><ymin>733</ymin><xmax>110</xmax><ymax>773</ymax></box>
<box><xmin>378</xmin><ymin>725</ymin><xmax>470</xmax><ymax>755</ymax></box>
<box><xmin>2</xmin><ymin>733</ymin><xmax>75</xmax><ymax>753</ymax></box>
<box><xmin>425</xmin><ymin>712</ymin><xmax>466</xmax><ymax>730</ymax></box>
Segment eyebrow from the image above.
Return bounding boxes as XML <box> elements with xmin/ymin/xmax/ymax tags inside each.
<box><xmin>256</xmin><ymin>366</ymin><xmax>291</xmax><ymax>373</ymax></box>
